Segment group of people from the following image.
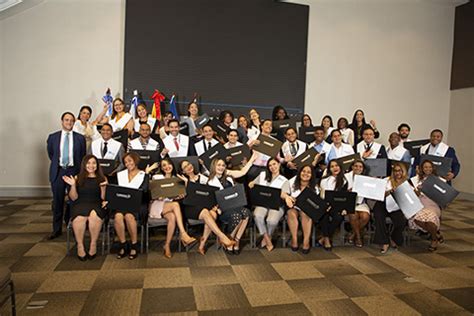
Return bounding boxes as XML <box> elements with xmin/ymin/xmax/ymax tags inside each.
<box><xmin>46</xmin><ymin>99</ymin><xmax>461</xmax><ymax>261</ymax></box>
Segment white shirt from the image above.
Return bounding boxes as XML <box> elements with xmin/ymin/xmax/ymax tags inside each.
<box><xmin>340</xmin><ymin>128</ymin><xmax>354</xmax><ymax>146</ymax></box>
<box><xmin>357</xmin><ymin>141</ymin><xmax>382</xmax><ymax>159</ymax></box>
<box><xmin>387</xmin><ymin>145</ymin><xmax>409</xmax><ymax>161</ymax></box>
<box><xmin>421</xmin><ymin>142</ymin><xmax>450</xmax><ymax>157</ymax></box>
<box><xmin>224</xmin><ymin>141</ymin><xmax>243</xmax><ymax>149</ymax></box>
<box><xmin>208</xmin><ymin>176</ymin><xmax>234</xmax><ymax>190</ymax></box>
<box><xmin>288</xmin><ymin>176</ymin><xmax>320</xmax><ymax>198</ymax></box>
<box><xmin>110</xmin><ymin>112</ymin><xmax>132</xmax><ymax>132</ymax></box>
<box><xmin>134</xmin><ymin>116</ymin><xmax>157</xmax><ymax>132</ymax></box>
<box><xmin>163</xmin><ymin>133</ymin><xmax>190</xmax><ymax>158</ymax></box>
<box><xmin>117</xmin><ymin>169</ymin><xmax>145</xmax><ymax>189</ymax></box>
<box><xmin>281</xmin><ymin>140</ymin><xmax>307</xmax><ymax>159</ymax></box>
<box><xmin>91</xmin><ymin>137</ymin><xmax>122</xmax><ymax>160</ymax></box>
<box><xmin>129</xmin><ymin>137</ymin><xmax>160</xmax><ymax>151</ymax></box>
<box><xmin>73</xmin><ymin>121</ymin><xmax>100</xmax><ymax>142</ymax></box>
<box><xmin>59</xmin><ymin>130</ymin><xmax>74</xmax><ymax>167</ymax></box>
<box><xmin>247</xmin><ymin>125</ymin><xmax>261</xmax><ymax>142</ymax></box>
<box><xmin>255</xmin><ymin>171</ymin><xmax>290</xmax><ymax>193</ymax></box>
<box><xmin>194</xmin><ymin>138</ymin><xmax>219</xmax><ymax>156</ymax></box>
<box><xmin>345</xmin><ymin>171</ymin><xmax>365</xmax><ymax>205</ymax></box>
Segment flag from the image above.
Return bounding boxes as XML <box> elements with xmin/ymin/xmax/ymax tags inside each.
<box><xmin>102</xmin><ymin>88</ymin><xmax>113</xmax><ymax>117</ymax></box>
<box><xmin>130</xmin><ymin>90</ymin><xmax>139</xmax><ymax>119</ymax></box>
<box><xmin>151</xmin><ymin>90</ymin><xmax>165</xmax><ymax>119</ymax></box>
<box><xmin>169</xmin><ymin>94</ymin><xmax>179</xmax><ymax>119</ymax></box>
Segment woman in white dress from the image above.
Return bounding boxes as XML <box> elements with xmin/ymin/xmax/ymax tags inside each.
<box><xmin>106</xmin><ymin>98</ymin><xmax>134</xmax><ymax>135</ymax></box>
<box><xmin>73</xmin><ymin>105</ymin><xmax>107</xmax><ymax>150</ymax></box>
<box><xmin>345</xmin><ymin>160</ymin><xmax>371</xmax><ymax>247</ymax></box>
<box><xmin>133</xmin><ymin>103</ymin><xmax>158</xmax><ymax>134</ymax></box>
<box><xmin>149</xmin><ymin>158</ymin><xmax>196</xmax><ymax>258</ymax></box>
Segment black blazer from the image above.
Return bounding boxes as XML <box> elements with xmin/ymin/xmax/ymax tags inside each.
<box><xmin>47</xmin><ymin>131</ymin><xmax>86</xmax><ymax>182</ymax></box>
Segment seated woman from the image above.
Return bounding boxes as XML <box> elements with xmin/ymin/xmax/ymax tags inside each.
<box><xmin>103</xmin><ymin>98</ymin><xmax>134</xmax><ymax>135</ymax></box>
<box><xmin>373</xmin><ymin>162</ymin><xmax>408</xmax><ymax>254</ymax></box>
<box><xmin>133</xmin><ymin>103</ymin><xmax>158</xmax><ymax>135</ymax></box>
<box><xmin>178</xmin><ymin>159</ymin><xmax>236</xmax><ymax>255</ymax></box>
<box><xmin>63</xmin><ymin>155</ymin><xmax>107</xmax><ymax>261</ymax></box>
<box><xmin>318</xmin><ymin>160</ymin><xmax>348</xmax><ymax>250</ymax></box>
<box><xmin>345</xmin><ymin>160</ymin><xmax>371</xmax><ymax>247</ymax></box>
<box><xmin>114</xmin><ymin>152</ymin><xmax>155</xmax><ymax>260</ymax></box>
<box><xmin>206</xmin><ymin>153</ymin><xmax>257</xmax><ymax>254</ymax></box>
<box><xmin>286</xmin><ymin>165</ymin><xmax>318</xmax><ymax>254</ymax></box>
<box><xmin>150</xmin><ymin>158</ymin><xmax>197</xmax><ymax>258</ymax></box>
<box><xmin>249</xmin><ymin>158</ymin><xmax>290</xmax><ymax>251</ymax></box>
<box><xmin>409</xmin><ymin>160</ymin><xmax>444</xmax><ymax>251</ymax></box>
<box><xmin>73</xmin><ymin>105</ymin><xmax>106</xmax><ymax>150</ymax></box>
<box><xmin>337</xmin><ymin>117</ymin><xmax>355</xmax><ymax>146</ymax></box>
<box><xmin>248</xmin><ymin>119</ymin><xmax>278</xmax><ymax>180</ymax></box>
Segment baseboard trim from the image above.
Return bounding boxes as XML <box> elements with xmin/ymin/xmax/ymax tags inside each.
<box><xmin>458</xmin><ymin>192</ymin><xmax>474</xmax><ymax>202</ymax></box>
<box><xmin>0</xmin><ymin>186</ymin><xmax>52</xmax><ymax>197</ymax></box>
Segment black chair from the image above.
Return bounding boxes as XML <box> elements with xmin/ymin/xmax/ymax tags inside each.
<box><xmin>0</xmin><ymin>268</ymin><xmax>16</xmax><ymax>316</ymax></box>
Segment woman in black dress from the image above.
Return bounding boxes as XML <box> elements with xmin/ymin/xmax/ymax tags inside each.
<box><xmin>63</xmin><ymin>155</ymin><xmax>107</xmax><ymax>261</ymax></box>
<box><xmin>347</xmin><ymin>109</ymin><xmax>380</xmax><ymax>146</ymax></box>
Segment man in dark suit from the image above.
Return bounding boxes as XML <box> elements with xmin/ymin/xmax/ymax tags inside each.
<box><xmin>46</xmin><ymin>112</ymin><xmax>86</xmax><ymax>239</ymax></box>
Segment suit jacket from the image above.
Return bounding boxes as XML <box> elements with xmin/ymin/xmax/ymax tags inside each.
<box><xmin>47</xmin><ymin>131</ymin><xmax>86</xmax><ymax>182</ymax></box>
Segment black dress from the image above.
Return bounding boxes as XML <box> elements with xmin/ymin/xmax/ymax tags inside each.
<box><xmin>184</xmin><ymin>175</ymin><xmax>208</xmax><ymax>220</ymax></box>
<box><xmin>71</xmin><ymin>178</ymin><xmax>106</xmax><ymax>220</ymax></box>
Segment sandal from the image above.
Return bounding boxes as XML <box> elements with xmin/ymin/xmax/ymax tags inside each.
<box><xmin>198</xmin><ymin>238</ymin><xmax>206</xmax><ymax>255</ymax></box>
<box><xmin>163</xmin><ymin>244</ymin><xmax>172</xmax><ymax>259</ymax></box>
<box><xmin>128</xmin><ymin>242</ymin><xmax>139</xmax><ymax>260</ymax></box>
<box><xmin>428</xmin><ymin>239</ymin><xmax>438</xmax><ymax>252</ymax></box>
<box><xmin>355</xmin><ymin>237</ymin><xmax>363</xmax><ymax>248</ymax></box>
<box><xmin>116</xmin><ymin>242</ymin><xmax>127</xmax><ymax>259</ymax></box>
<box><xmin>380</xmin><ymin>244</ymin><xmax>390</xmax><ymax>254</ymax></box>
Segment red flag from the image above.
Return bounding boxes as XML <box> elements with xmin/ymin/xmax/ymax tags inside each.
<box><xmin>151</xmin><ymin>90</ymin><xmax>165</xmax><ymax>119</ymax></box>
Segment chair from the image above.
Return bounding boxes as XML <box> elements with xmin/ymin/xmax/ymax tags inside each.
<box><xmin>0</xmin><ymin>268</ymin><xmax>16</xmax><ymax>316</ymax></box>
<box><xmin>66</xmin><ymin>219</ymin><xmax>108</xmax><ymax>256</ymax></box>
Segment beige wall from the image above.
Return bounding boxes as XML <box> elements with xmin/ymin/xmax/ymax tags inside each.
<box><xmin>295</xmin><ymin>0</ymin><xmax>455</xmax><ymax>144</ymax></box>
<box><xmin>0</xmin><ymin>0</ymin><xmax>125</xmax><ymax>195</ymax></box>
<box><xmin>449</xmin><ymin>88</ymin><xmax>474</xmax><ymax>195</ymax></box>
<box><xmin>0</xmin><ymin>0</ymin><xmax>468</xmax><ymax>196</ymax></box>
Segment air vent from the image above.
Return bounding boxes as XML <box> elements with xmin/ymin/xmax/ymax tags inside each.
<box><xmin>0</xmin><ymin>0</ymin><xmax>22</xmax><ymax>13</ymax></box>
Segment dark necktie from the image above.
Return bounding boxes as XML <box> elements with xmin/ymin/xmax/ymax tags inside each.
<box><xmin>290</xmin><ymin>143</ymin><xmax>297</xmax><ymax>156</ymax></box>
<box><xmin>208</xmin><ymin>141</ymin><xmax>212</xmax><ymax>151</ymax></box>
<box><xmin>102</xmin><ymin>142</ymin><xmax>108</xmax><ymax>158</ymax></box>
<box><xmin>365</xmin><ymin>143</ymin><xmax>372</xmax><ymax>151</ymax></box>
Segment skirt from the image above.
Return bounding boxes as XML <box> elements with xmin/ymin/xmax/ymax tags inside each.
<box><xmin>71</xmin><ymin>201</ymin><xmax>107</xmax><ymax>220</ymax></box>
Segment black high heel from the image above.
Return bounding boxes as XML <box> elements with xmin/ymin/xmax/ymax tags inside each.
<box><xmin>116</xmin><ymin>242</ymin><xmax>127</xmax><ymax>259</ymax></box>
<box><xmin>77</xmin><ymin>254</ymin><xmax>87</xmax><ymax>261</ymax></box>
<box><xmin>87</xmin><ymin>252</ymin><xmax>97</xmax><ymax>260</ymax></box>
<box><xmin>129</xmin><ymin>242</ymin><xmax>139</xmax><ymax>260</ymax></box>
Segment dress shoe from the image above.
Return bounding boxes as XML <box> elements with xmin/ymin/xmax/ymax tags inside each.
<box><xmin>47</xmin><ymin>231</ymin><xmax>62</xmax><ymax>240</ymax></box>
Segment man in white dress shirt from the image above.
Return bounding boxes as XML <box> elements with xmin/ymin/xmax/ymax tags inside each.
<box><xmin>193</xmin><ymin>124</ymin><xmax>219</xmax><ymax>156</ymax></box>
<box><xmin>163</xmin><ymin>119</ymin><xmax>191</xmax><ymax>157</ymax></box>
<box><xmin>90</xmin><ymin>123</ymin><xmax>125</xmax><ymax>174</ymax></box>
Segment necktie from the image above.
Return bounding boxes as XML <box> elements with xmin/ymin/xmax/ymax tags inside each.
<box><xmin>365</xmin><ymin>143</ymin><xmax>372</xmax><ymax>151</ymax></box>
<box><xmin>62</xmin><ymin>132</ymin><xmax>70</xmax><ymax>166</ymax></box>
<box><xmin>142</xmin><ymin>139</ymin><xmax>148</xmax><ymax>150</ymax></box>
<box><xmin>174</xmin><ymin>137</ymin><xmax>179</xmax><ymax>151</ymax></box>
<box><xmin>208</xmin><ymin>141</ymin><xmax>212</xmax><ymax>151</ymax></box>
<box><xmin>102</xmin><ymin>142</ymin><xmax>108</xmax><ymax>158</ymax></box>
<box><xmin>290</xmin><ymin>143</ymin><xmax>297</xmax><ymax>156</ymax></box>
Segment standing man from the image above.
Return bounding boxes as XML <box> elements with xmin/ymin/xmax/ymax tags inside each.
<box><xmin>47</xmin><ymin>112</ymin><xmax>86</xmax><ymax>239</ymax></box>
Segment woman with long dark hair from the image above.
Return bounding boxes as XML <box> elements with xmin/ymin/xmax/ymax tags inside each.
<box><xmin>106</xmin><ymin>97</ymin><xmax>134</xmax><ymax>135</ymax></box>
<box><xmin>63</xmin><ymin>155</ymin><xmax>107</xmax><ymax>260</ymax></box>
<box><xmin>347</xmin><ymin>109</ymin><xmax>379</xmax><ymax>146</ymax></box>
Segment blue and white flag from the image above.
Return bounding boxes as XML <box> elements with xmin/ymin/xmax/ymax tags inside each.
<box><xmin>130</xmin><ymin>90</ymin><xmax>139</xmax><ymax>119</ymax></box>
<box><xmin>169</xmin><ymin>94</ymin><xmax>179</xmax><ymax>120</ymax></box>
<box><xmin>102</xmin><ymin>88</ymin><xmax>113</xmax><ymax>117</ymax></box>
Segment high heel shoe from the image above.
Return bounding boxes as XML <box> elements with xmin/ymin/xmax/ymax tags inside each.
<box><xmin>77</xmin><ymin>254</ymin><xmax>87</xmax><ymax>261</ymax></box>
<box><xmin>428</xmin><ymin>239</ymin><xmax>438</xmax><ymax>252</ymax></box>
<box><xmin>128</xmin><ymin>243</ymin><xmax>139</xmax><ymax>260</ymax></box>
<box><xmin>163</xmin><ymin>245</ymin><xmax>172</xmax><ymax>259</ymax></box>
<box><xmin>116</xmin><ymin>242</ymin><xmax>127</xmax><ymax>259</ymax></box>
<box><xmin>198</xmin><ymin>238</ymin><xmax>206</xmax><ymax>255</ymax></box>
<box><xmin>301</xmin><ymin>247</ymin><xmax>311</xmax><ymax>254</ymax></box>
<box><xmin>233</xmin><ymin>238</ymin><xmax>241</xmax><ymax>255</ymax></box>
<box><xmin>87</xmin><ymin>252</ymin><xmax>97</xmax><ymax>260</ymax></box>
<box><xmin>181</xmin><ymin>235</ymin><xmax>197</xmax><ymax>247</ymax></box>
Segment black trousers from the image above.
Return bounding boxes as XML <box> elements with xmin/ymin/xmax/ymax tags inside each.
<box><xmin>319</xmin><ymin>208</ymin><xmax>344</xmax><ymax>238</ymax></box>
<box><xmin>373</xmin><ymin>201</ymin><xmax>407</xmax><ymax>246</ymax></box>
<box><xmin>50</xmin><ymin>167</ymin><xmax>75</xmax><ymax>233</ymax></box>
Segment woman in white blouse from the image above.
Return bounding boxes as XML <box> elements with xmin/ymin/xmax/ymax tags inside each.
<box><xmin>133</xmin><ymin>103</ymin><xmax>158</xmax><ymax>134</ymax></box>
<box><xmin>249</xmin><ymin>158</ymin><xmax>290</xmax><ymax>251</ymax></box>
<box><xmin>105</xmin><ymin>98</ymin><xmax>134</xmax><ymax>135</ymax></box>
<box><xmin>321</xmin><ymin>115</ymin><xmax>335</xmax><ymax>143</ymax></box>
<box><xmin>73</xmin><ymin>105</ymin><xmax>107</xmax><ymax>150</ymax></box>
<box><xmin>337</xmin><ymin>117</ymin><xmax>355</xmax><ymax>146</ymax></box>
<box><xmin>345</xmin><ymin>160</ymin><xmax>371</xmax><ymax>247</ymax></box>
<box><xmin>286</xmin><ymin>165</ymin><xmax>318</xmax><ymax>254</ymax></box>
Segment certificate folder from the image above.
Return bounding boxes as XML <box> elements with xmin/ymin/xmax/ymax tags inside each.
<box><xmin>403</xmin><ymin>139</ymin><xmax>429</xmax><ymax>157</ymax></box>
<box><xmin>150</xmin><ymin>177</ymin><xmax>185</xmax><ymax>199</ymax></box>
<box><xmin>129</xmin><ymin>149</ymin><xmax>161</xmax><ymax>170</ymax></box>
<box><xmin>421</xmin><ymin>175</ymin><xmax>459</xmax><ymax>208</ymax></box>
<box><xmin>209</xmin><ymin>119</ymin><xmax>231</xmax><ymax>141</ymax></box>
<box><xmin>365</xmin><ymin>158</ymin><xmax>388</xmax><ymax>178</ymax></box>
<box><xmin>352</xmin><ymin>175</ymin><xmax>388</xmax><ymax>202</ymax></box>
<box><xmin>215</xmin><ymin>183</ymin><xmax>247</xmax><ymax>211</ymax></box>
<box><xmin>227</xmin><ymin>144</ymin><xmax>251</xmax><ymax>169</ymax></box>
<box><xmin>98</xmin><ymin>159</ymin><xmax>118</xmax><ymax>176</ymax></box>
<box><xmin>253</xmin><ymin>134</ymin><xmax>282</xmax><ymax>158</ymax></box>
<box><xmin>391</xmin><ymin>181</ymin><xmax>423</xmax><ymax>219</ymax></box>
<box><xmin>199</xmin><ymin>143</ymin><xmax>228</xmax><ymax>169</ymax></box>
<box><xmin>112</xmin><ymin>129</ymin><xmax>128</xmax><ymax>149</ymax></box>
<box><xmin>324</xmin><ymin>191</ymin><xmax>357</xmax><ymax>214</ymax></box>
<box><xmin>335</xmin><ymin>154</ymin><xmax>360</xmax><ymax>172</ymax></box>
<box><xmin>298</xmin><ymin>126</ymin><xmax>316</xmax><ymax>144</ymax></box>
<box><xmin>170</xmin><ymin>156</ymin><xmax>200</xmax><ymax>174</ymax></box>
<box><xmin>295</xmin><ymin>188</ymin><xmax>328</xmax><ymax>222</ymax></box>
<box><xmin>249</xmin><ymin>185</ymin><xmax>282</xmax><ymax>210</ymax></box>
<box><xmin>183</xmin><ymin>182</ymin><xmax>218</xmax><ymax>209</ymax></box>
<box><xmin>292</xmin><ymin>147</ymin><xmax>319</xmax><ymax>168</ymax></box>
<box><xmin>105</xmin><ymin>184</ymin><xmax>143</xmax><ymax>213</ymax></box>
<box><xmin>194</xmin><ymin>114</ymin><xmax>210</xmax><ymax>129</ymax></box>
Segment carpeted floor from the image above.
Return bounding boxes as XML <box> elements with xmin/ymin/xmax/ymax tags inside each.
<box><xmin>0</xmin><ymin>197</ymin><xmax>473</xmax><ymax>315</ymax></box>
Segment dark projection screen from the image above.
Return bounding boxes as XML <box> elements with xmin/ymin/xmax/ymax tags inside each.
<box><xmin>123</xmin><ymin>0</ymin><xmax>309</xmax><ymax>118</ymax></box>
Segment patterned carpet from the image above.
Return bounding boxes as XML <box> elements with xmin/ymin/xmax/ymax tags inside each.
<box><xmin>0</xmin><ymin>197</ymin><xmax>473</xmax><ymax>315</ymax></box>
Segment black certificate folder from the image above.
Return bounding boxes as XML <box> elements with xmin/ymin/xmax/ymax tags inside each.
<box><xmin>253</xmin><ymin>134</ymin><xmax>282</xmax><ymax>158</ymax></box>
<box><xmin>295</xmin><ymin>188</ymin><xmax>327</xmax><ymax>222</ymax></box>
<box><xmin>199</xmin><ymin>143</ymin><xmax>228</xmax><ymax>169</ymax></box>
<box><xmin>150</xmin><ymin>178</ymin><xmax>185</xmax><ymax>199</ymax></box>
<box><xmin>129</xmin><ymin>149</ymin><xmax>161</xmax><ymax>170</ymax></box>
<box><xmin>421</xmin><ymin>175</ymin><xmax>459</xmax><ymax>208</ymax></box>
<box><xmin>215</xmin><ymin>183</ymin><xmax>247</xmax><ymax>211</ymax></box>
<box><xmin>250</xmin><ymin>185</ymin><xmax>282</xmax><ymax>210</ymax></box>
<box><xmin>183</xmin><ymin>182</ymin><xmax>218</xmax><ymax>210</ymax></box>
<box><xmin>105</xmin><ymin>184</ymin><xmax>142</xmax><ymax>213</ymax></box>
<box><xmin>98</xmin><ymin>159</ymin><xmax>118</xmax><ymax>175</ymax></box>
<box><xmin>324</xmin><ymin>191</ymin><xmax>357</xmax><ymax>213</ymax></box>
